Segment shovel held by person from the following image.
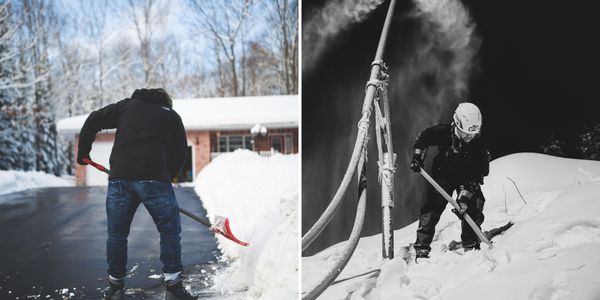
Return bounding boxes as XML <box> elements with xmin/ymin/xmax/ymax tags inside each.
<box><xmin>84</xmin><ymin>158</ymin><xmax>249</xmax><ymax>247</ymax></box>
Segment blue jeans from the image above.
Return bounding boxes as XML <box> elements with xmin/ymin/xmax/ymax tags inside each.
<box><xmin>106</xmin><ymin>179</ymin><xmax>182</xmax><ymax>279</ymax></box>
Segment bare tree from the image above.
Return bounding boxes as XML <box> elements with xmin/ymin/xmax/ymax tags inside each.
<box><xmin>17</xmin><ymin>0</ymin><xmax>61</xmax><ymax>174</ymax></box>
<box><xmin>263</xmin><ymin>0</ymin><xmax>298</xmax><ymax>94</ymax></box>
<box><xmin>187</xmin><ymin>0</ymin><xmax>254</xmax><ymax>97</ymax></box>
<box><xmin>126</xmin><ymin>0</ymin><xmax>171</xmax><ymax>87</ymax></box>
<box><xmin>245</xmin><ymin>41</ymin><xmax>278</xmax><ymax>95</ymax></box>
<box><xmin>77</xmin><ymin>0</ymin><xmax>111</xmax><ymax>107</ymax></box>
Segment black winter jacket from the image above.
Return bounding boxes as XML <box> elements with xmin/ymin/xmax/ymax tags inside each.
<box><xmin>413</xmin><ymin>124</ymin><xmax>490</xmax><ymax>186</ymax></box>
<box><xmin>78</xmin><ymin>89</ymin><xmax>187</xmax><ymax>181</ymax></box>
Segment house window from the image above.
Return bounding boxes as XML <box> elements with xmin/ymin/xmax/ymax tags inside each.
<box><xmin>285</xmin><ymin>135</ymin><xmax>293</xmax><ymax>153</ymax></box>
<box><xmin>229</xmin><ymin>136</ymin><xmax>243</xmax><ymax>150</ymax></box>
<box><xmin>269</xmin><ymin>134</ymin><xmax>294</xmax><ymax>154</ymax></box>
<box><xmin>242</xmin><ymin>136</ymin><xmax>253</xmax><ymax>150</ymax></box>
<box><xmin>219</xmin><ymin>136</ymin><xmax>228</xmax><ymax>152</ymax></box>
<box><xmin>271</xmin><ymin>136</ymin><xmax>283</xmax><ymax>153</ymax></box>
<box><xmin>174</xmin><ymin>145</ymin><xmax>194</xmax><ymax>183</ymax></box>
<box><xmin>218</xmin><ymin>135</ymin><xmax>253</xmax><ymax>152</ymax></box>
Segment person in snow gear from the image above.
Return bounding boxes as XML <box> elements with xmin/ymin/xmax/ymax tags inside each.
<box><xmin>409</xmin><ymin>102</ymin><xmax>491</xmax><ymax>259</ymax></box>
<box><xmin>77</xmin><ymin>88</ymin><xmax>197</xmax><ymax>300</ymax></box>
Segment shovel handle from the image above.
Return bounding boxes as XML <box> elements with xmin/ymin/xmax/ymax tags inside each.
<box><xmin>82</xmin><ymin>158</ymin><xmax>109</xmax><ymax>173</ymax></box>
<box><xmin>84</xmin><ymin>158</ymin><xmax>249</xmax><ymax>246</ymax></box>
<box><xmin>83</xmin><ymin>158</ymin><xmax>212</xmax><ymax>227</ymax></box>
<box><xmin>179</xmin><ymin>207</ymin><xmax>212</xmax><ymax>228</ymax></box>
<box><xmin>419</xmin><ymin>169</ymin><xmax>493</xmax><ymax>248</ymax></box>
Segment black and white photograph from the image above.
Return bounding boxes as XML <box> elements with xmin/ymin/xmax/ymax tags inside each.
<box><xmin>1</xmin><ymin>0</ymin><xmax>298</xmax><ymax>299</ymax></box>
<box><xmin>302</xmin><ymin>0</ymin><xmax>600</xmax><ymax>299</ymax></box>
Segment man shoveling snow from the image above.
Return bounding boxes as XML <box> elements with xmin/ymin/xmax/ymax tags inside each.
<box><xmin>409</xmin><ymin>102</ymin><xmax>491</xmax><ymax>260</ymax></box>
<box><xmin>77</xmin><ymin>88</ymin><xmax>197</xmax><ymax>300</ymax></box>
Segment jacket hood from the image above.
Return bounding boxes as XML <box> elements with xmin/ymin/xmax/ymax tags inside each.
<box><xmin>131</xmin><ymin>88</ymin><xmax>173</xmax><ymax>108</ymax></box>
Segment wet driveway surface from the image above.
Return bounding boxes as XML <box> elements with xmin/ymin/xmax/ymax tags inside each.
<box><xmin>0</xmin><ymin>187</ymin><xmax>222</xmax><ymax>299</ymax></box>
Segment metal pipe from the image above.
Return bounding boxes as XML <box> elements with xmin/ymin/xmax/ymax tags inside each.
<box><xmin>302</xmin><ymin>0</ymin><xmax>398</xmax><ymax>252</ymax></box>
<box><xmin>301</xmin><ymin>122</ymin><xmax>369</xmax><ymax>250</ymax></box>
<box><xmin>303</xmin><ymin>148</ymin><xmax>368</xmax><ymax>300</ymax></box>
<box><xmin>380</xmin><ymin>78</ymin><xmax>395</xmax><ymax>259</ymax></box>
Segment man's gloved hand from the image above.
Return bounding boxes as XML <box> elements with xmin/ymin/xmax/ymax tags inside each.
<box><xmin>477</xmin><ymin>176</ymin><xmax>484</xmax><ymax>185</ymax></box>
<box><xmin>410</xmin><ymin>153</ymin><xmax>424</xmax><ymax>172</ymax></box>
<box><xmin>452</xmin><ymin>198</ymin><xmax>468</xmax><ymax>219</ymax></box>
<box><xmin>457</xmin><ymin>200</ymin><xmax>468</xmax><ymax>214</ymax></box>
<box><xmin>77</xmin><ymin>149</ymin><xmax>90</xmax><ymax>165</ymax></box>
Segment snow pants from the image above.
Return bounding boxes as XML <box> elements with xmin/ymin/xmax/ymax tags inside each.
<box><xmin>106</xmin><ymin>179</ymin><xmax>183</xmax><ymax>279</ymax></box>
<box><xmin>414</xmin><ymin>176</ymin><xmax>485</xmax><ymax>251</ymax></box>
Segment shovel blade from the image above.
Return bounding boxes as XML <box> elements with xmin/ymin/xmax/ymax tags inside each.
<box><xmin>211</xmin><ymin>215</ymin><xmax>249</xmax><ymax>246</ymax></box>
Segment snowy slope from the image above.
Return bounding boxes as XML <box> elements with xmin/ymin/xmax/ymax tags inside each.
<box><xmin>195</xmin><ymin>150</ymin><xmax>298</xmax><ymax>299</ymax></box>
<box><xmin>303</xmin><ymin>153</ymin><xmax>600</xmax><ymax>299</ymax></box>
<box><xmin>0</xmin><ymin>170</ymin><xmax>74</xmax><ymax>196</ymax></box>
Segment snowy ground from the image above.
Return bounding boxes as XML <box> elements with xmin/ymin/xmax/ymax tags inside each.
<box><xmin>0</xmin><ymin>170</ymin><xmax>74</xmax><ymax>196</ymax></box>
<box><xmin>195</xmin><ymin>150</ymin><xmax>299</xmax><ymax>299</ymax></box>
<box><xmin>303</xmin><ymin>153</ymin><xmax>600</xmax><ymax>299</ymax></box>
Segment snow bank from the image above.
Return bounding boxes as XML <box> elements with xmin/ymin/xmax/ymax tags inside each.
<box><xmin>482</xmin><ymin>152</ymin><xmax>600</xmax><ymax>202</ymax></box>
<box><xmin>0</xmin><ymin>170</ymin><xmax>74</xmax><ymax>196</ymax></box>
<box><xmin>195</xmin><ymin>150</ymin><xmax>298</xmax><ymax>299</ymax></box>
<box><xmin>303</xmin><ymin>153</ymin><xmax>600</xmax><ymax>299</ymax></box>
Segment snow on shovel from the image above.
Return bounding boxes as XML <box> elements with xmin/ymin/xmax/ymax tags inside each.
<box><xmin>83</xmin><ymin>158</ymin><xmax>249</xmax><ymax>246</ymax></box>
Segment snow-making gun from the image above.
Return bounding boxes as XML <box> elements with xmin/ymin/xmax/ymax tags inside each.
<box><xmin>301</xmin><ymin>0</ymin><xmax>398</xmax><ymax>299</ymax></box>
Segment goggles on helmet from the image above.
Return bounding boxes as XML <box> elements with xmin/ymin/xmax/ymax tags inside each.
<box><xmin>454</xmin><ymin>125</ymin><xmax>479</xmax><ymax>142</ymax></box>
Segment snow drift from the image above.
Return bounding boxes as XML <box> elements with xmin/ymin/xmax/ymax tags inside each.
<box><xmin>195</xmin><ymin>150</ymin><xmax>298</xmax><ymax>299</ymax></box>
<box><xmin>0</xmin><ymin>170</ymin><xmax>74</xmax><ymax>196</ymax></box>
<box><xmin>303</xmin><ymin>153</ymin><xmax>600</xmax><ymax>299</ymax></box>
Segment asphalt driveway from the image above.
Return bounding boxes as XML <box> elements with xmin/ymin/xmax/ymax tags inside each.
<box><xmin>0</xmin><ymin>187</ymin><xmax>221</xmax><ymax>299</ymax></box>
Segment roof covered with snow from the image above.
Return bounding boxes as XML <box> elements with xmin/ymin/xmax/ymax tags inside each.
<box><xmin>57</xmin><ymin>95</ymin><xmax>298</xmax><ymax>133</ymax></box>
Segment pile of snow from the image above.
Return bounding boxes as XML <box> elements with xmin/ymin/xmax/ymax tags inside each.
<box><xmin>0</xmin><ymin>170</ymin><xmax>74</xmax><ymax>196</ymax></box>
<box><xmin>303</xmin><ymin>153</ymin><xmax>600</xmax><ymax>299</ymax></box>
<box><xmin>195</xmin><ymin>150</ymin><xmax>298</xmax><ymax>299</ymax></box>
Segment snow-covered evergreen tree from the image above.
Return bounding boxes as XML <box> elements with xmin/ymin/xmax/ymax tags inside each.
<box><xmin>0</xmin><ymin>109</ymin><xmax>19</xmax><ymax>170</ymax></box>
<box><xmin>19</xmin><ymin>0</ymin><xmax>61</xmax><ymax>175</ymax></box>
<box><xmin>578</xmin><ymin>123</ymin><xmax>600</xmax><ymax>161</ymax></box>
<box><xmin>540</xmin><ymin>133</ymin><xmax>565</xmax><ymax>157</ymax></box>
<box><xmin>15</xmin><ymin>63</ymin><xmax>37</xmax><ymax>171</ymax></box>
<box><xmin>34</xmin><ymin>65</ymin><xmax>60</xmax><ymax>175</ymax></box>
<box><xmin>0</xmin><ymin>0</ymin><xmax>20</xmax><ymax>170</ymax></box>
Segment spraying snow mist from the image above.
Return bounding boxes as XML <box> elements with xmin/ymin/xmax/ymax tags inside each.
<box><xmin>394</xmin><ymin>0</ymin><xmax>481</xmax><ymax>212</ymax></box>
<box><xmin>303</xmin><ymin>0</ymin><xmax>385</xmax><ymax>71</ymax></box>
<box><xmin>302</xmin><ymin>0</ymin><xmax>482</xmax><ymax>254</ymax></box>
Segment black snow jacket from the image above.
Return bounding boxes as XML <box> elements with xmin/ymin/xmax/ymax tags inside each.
<box><xmin>413</xmin><ymin>124</ymin><xmax>490</xmax><ymax>186</ymax></box>
<box><xmin>77</xmin><ymin>89</ymin><xmax>187</xmax><ymax>181</ymax></box>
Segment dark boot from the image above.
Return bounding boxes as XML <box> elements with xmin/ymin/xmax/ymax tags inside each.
<box><xmin>166</xmin><ymin>275</ymin><xmax>197</xmax><ymax>300</ymax></box>
<box><xmin>463</xmin><ymin>241</ymin><xmax>480</xmax><ymax>252</ymax></box>
<box><xmin>101</xmin><ymin>277</ymin><xmax>125</xmax><ymax>300</ymax></box>
<box><xmin>415</xmin><ymin>248</ymin><xmax>430</xmax><ymax>259</ymax></box>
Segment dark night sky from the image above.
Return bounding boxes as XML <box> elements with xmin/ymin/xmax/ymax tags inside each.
<box><xmin>302</xmin><ymin>0</ymin><xmax>600</xmax><ymax>255</ymax></box>
<box><xmin>465</xmin><ymin>0</ymin><xmax>600</xmax><ymax>157</ymax></box>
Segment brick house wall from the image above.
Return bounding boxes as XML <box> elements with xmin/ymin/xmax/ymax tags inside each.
<box><xmin>186</xmin><ymin>130</ymin><xmax>211</xmax><ymax>177</ymax></box>
<box><xmin>74</xmin><ymin>131</ymin><xmax>212</xmax><ymax>186</ymax></box>
<box><xmin>73</xmin><ymin>127</ymin><xmax>297</xmax><ymax>185</ymax></box>
<box><xmin>211</xmin><ymin>128</ymin><xmax>298</xmax><ymax>154</ymax></box>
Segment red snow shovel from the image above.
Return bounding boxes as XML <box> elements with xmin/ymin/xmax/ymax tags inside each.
<box><xmin>83</xmin><ymin>158</ymin><xmax>249</xmax><ymax>246</ymax></box>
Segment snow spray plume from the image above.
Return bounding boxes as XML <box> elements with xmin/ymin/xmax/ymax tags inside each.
<box><xmin>301</xmin><ymin>0</ymin><xmax>481</xmax><ymax>254</ymax></box>
<box><xmin>303</xmin><ymin>0</ymin><xmax>385</xmax><ymax>72</ymax></box>
<box><xmin>396</xmin><ymin>0</ymin><xmax>480</xmax><ymax>203</ymax></box>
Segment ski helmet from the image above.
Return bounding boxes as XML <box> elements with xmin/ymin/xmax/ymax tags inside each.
<box><xmin>453</xmin><ymin>102</ymin><xmax>482</xmax><ymax>135</ymax></box>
